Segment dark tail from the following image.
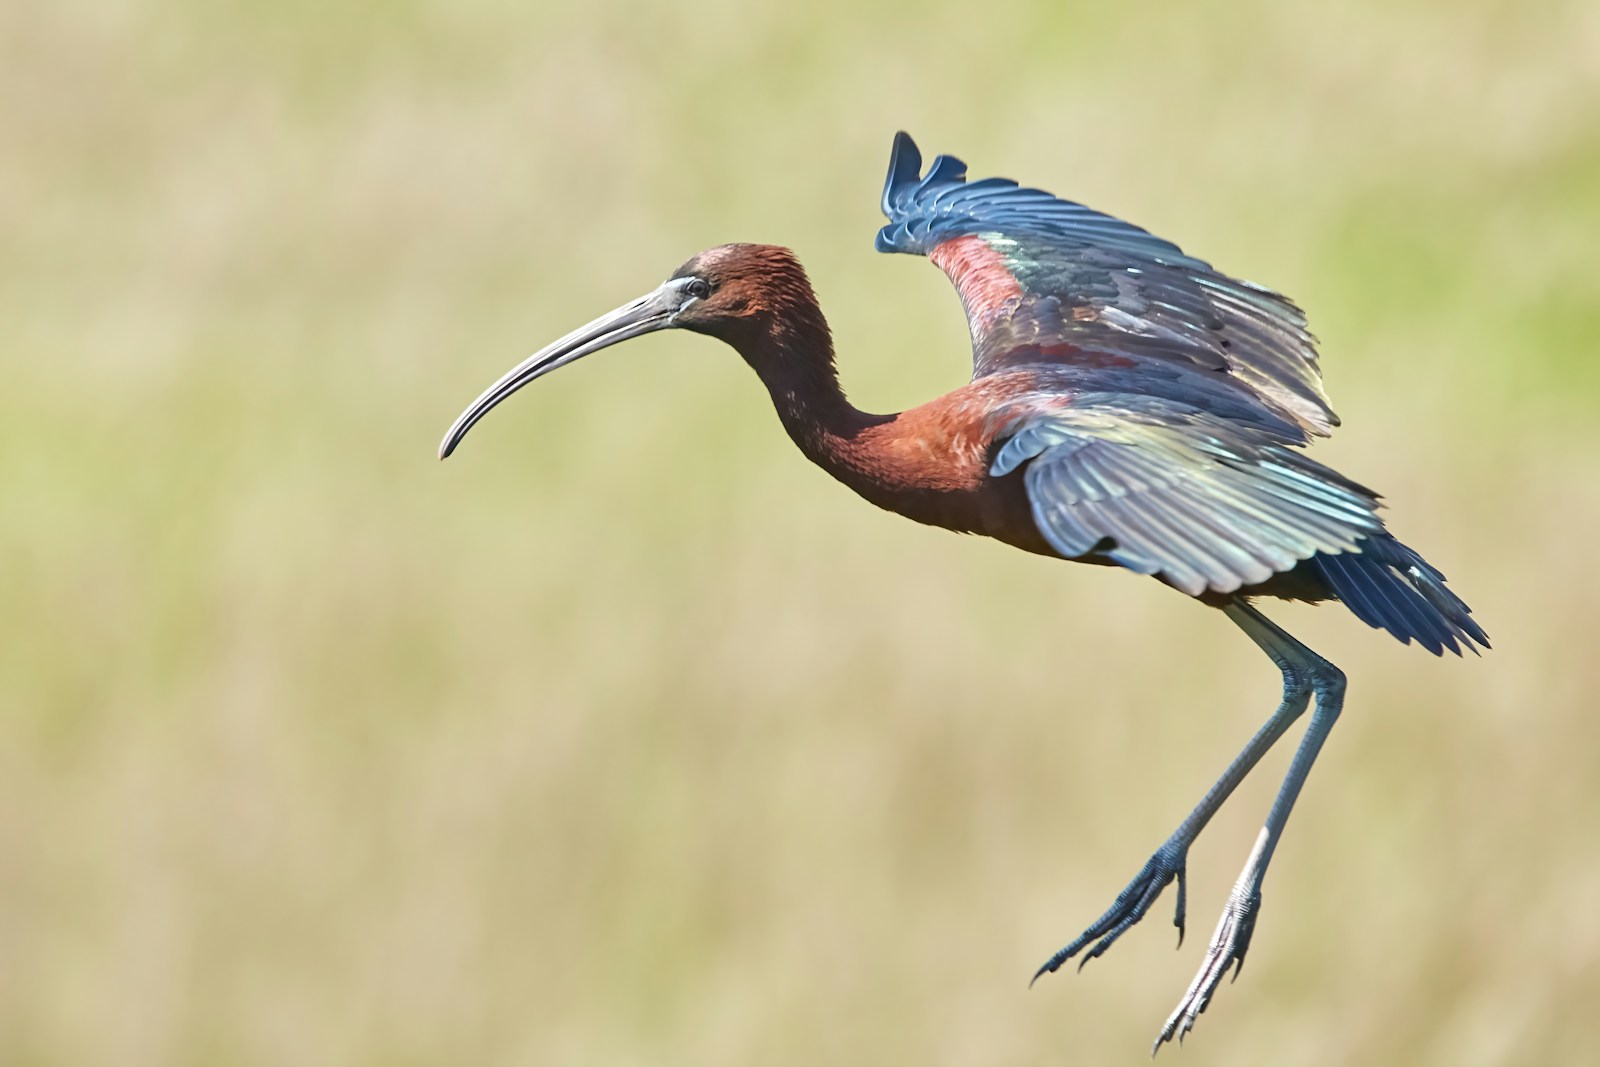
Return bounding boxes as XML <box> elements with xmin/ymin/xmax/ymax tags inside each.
<box><xmin>1313</xmin><ymin>536</ymin><xmax>1489</xmax><ymax>657</ymax></box>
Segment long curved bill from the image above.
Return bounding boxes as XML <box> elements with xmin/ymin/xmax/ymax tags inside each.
<box><xmin>438</xmin><ymin>281</ymin><xmax>691</xmax><ymax>459</ymax></box>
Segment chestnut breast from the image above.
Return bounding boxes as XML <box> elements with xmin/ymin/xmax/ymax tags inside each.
<box><xmin>836</xmin><ymin>376</ymin><xmax>1058</xmax><ymax>557</ymax></box>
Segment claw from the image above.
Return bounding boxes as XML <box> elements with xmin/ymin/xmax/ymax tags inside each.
<box><xmin>1151</xmin><ymin>885</ymin><xmax>1263</xmax><ymax>1054</ymax></box>
<box><xmin>1033</xmin><ymin>844</ymin><xmax>1187</xmax><ymax>983</ymax></box>
<box><xmin>1028</xmin><ymin>950</ymin><xmax>1059</xmax><ymax>988</ymax></box>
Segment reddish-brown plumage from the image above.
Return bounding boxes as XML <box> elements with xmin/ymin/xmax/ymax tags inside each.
<box><xmin>792</xmin><ymin>377</ymin><xmax>1066</xmax><ymax>556</ymax></box>
<box><xmin>673</xmin><ymin>244</ymin><xmax>1058</xmax><ymax>556</ymax></box>
<box><xmin>929</xmin><ymin>235</ymin><xmax>1025</xmax><ymax>327</ymax></box>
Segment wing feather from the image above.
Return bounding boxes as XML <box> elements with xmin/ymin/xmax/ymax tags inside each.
<box><xmin>990</xmin><ymin>400</ymin><xmax>1381</xmax><ymax>595</ymax></box>
<box><xmin>877</xmin><ymin>132</ymin><xmax>1337</xmax><ymax>440</ymax></box>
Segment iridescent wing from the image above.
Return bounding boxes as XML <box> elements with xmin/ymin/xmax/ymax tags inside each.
<box><xmin>987</xmin><ymin>396</ymin><xmax>1382</xmax><ymax>596</ymax></box>
<box><xmin>877</xmin><ymin>133</ymin><xmax>1371</xmax><ymax>596</ymax></box>
<box><xmin>876</xmin><ymin>131</ymin><xmax>1337</xmax><ymax>442</ymax></box>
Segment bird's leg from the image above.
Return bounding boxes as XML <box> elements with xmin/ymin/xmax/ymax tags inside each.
<box><xmin>1152</xmin><ymin>603</ymin><xmax>1344</xmax><ymax>1053</ymax></box>
<box><xmin>1033</xmin><ymin>602</ymin><xmax>1312</xmax><ymax>981</ymax></box>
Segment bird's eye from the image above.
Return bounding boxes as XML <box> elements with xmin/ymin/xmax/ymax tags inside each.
<box><xmin>684</xmin><ymin>278</ymin><xmax>711</xmax><ymax>300</ymax></box>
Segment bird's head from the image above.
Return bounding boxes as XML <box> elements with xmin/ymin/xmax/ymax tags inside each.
<box><xmin>439</xmin><ymin>242</ymin><xmax>824</xmax><ymax>459</ymax></box>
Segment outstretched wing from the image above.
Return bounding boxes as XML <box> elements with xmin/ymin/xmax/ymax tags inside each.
<box><xmin>877</xmin><ymin>132</ymin><xmax>1337</xmax><ymax>442</ymax></box>
<box><xmin>988</xmin><ymin>396</ymin><xmax>1383</xmax><ymax>596</ymax></box>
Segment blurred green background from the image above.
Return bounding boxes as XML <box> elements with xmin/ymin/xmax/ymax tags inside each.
<box><xmin>4</xmin><ymin>0</ymin><xmax>1598</xmax><ymax>1063</ymax></box>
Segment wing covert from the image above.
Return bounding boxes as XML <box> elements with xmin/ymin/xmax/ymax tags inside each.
<box><xmin>989</xmin><ymin>398</ymin><xmax>1382</xmax><ymax>596</ymax></box>
<box><xmin>877</xmin><ymin>132</ymin><xmax>1337</xmax><ymax>440</ymax></box>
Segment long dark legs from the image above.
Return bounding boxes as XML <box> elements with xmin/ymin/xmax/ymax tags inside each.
<box><xmin>1033</xmin><ymin>601</ymin><xmax>1345</xmax><ymax>1050</ymax></box>
<box><xmin>1152</xmin><ymin>605</ymin><xmax>1344</xmax><ymax>1048</ymax></box>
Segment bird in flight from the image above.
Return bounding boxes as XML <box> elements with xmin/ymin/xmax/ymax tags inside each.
<box><xmin>440</xmin><ymin>132</ymin><xmax>1487</xmax><ymax>1050</ymax></box>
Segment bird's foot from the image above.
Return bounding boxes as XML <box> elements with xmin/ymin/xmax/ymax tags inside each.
<box><xmin>1032</xmin><ymin>842</ymin><xmax>1187</xmax><ymax>983</ymax></box>
<box><xmin>1151</xmin><ymin>879</ymin><xmax>1262</xmax><ymax>1054</ymax></box>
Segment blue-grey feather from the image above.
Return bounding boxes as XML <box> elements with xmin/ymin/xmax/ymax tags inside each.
<box><xmin>992</xmin><ymin>398</ymin><xmax>1382</xmax><ymax>595</ymax></box>
<box><xmin>1310</xmin><ymin>539</ymin><xmax>1487</xmax><ymax>655</ymax></box>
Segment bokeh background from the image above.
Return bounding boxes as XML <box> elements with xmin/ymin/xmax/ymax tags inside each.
<box><xmin>5</xmin><ymin>1</ymin><xmax>1599</xmax><ymax>1063</ymax></box>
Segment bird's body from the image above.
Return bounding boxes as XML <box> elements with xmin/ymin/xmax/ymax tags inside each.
<box><xmin>440</xmin><ymin>133</ymin><xmax>1487</xmax><ymax>1049</ymax></box>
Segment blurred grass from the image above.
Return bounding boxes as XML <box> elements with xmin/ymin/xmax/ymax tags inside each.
<box><xmin>3</xmin><ymin>0</ymin><xmax>1599</xmax><ymax>1063</ymax></box>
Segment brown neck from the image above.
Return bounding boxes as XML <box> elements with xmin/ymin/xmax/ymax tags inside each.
<box><xmin>708</xmin><ymin>297</ymin><xmax>994</xmax><ymax>541</ymax></box>
<box><xmin>680</xmin><ymin>243</ymin><xmax>930</xmax><ymax>505</ymax></box>
<box><xmin>741</xmin><ymin>323</ymin><xmax>991</xmax><ymax>538</ymax></box>
<box><xmin>723</xmin><ymin>311</ymin><xmax>897</xmax><ymax>494</ymax></box>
